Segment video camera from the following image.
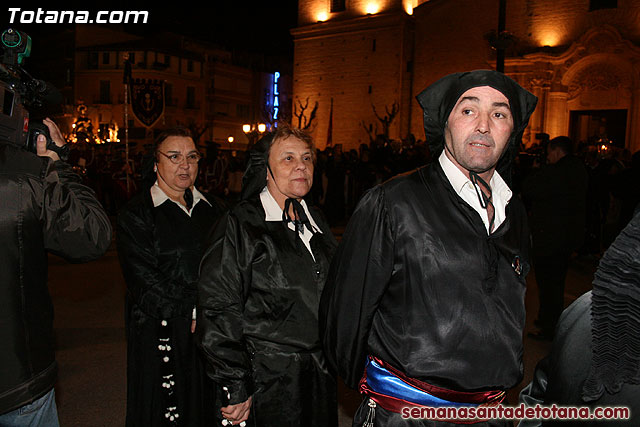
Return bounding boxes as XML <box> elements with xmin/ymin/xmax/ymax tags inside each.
<box><xmin>0</xmin><ymin>28</ymin><xmax>68</xmax><ymax>159</ymax></box>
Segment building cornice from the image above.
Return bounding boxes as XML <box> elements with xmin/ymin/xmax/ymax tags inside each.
<box><xmin>291</xmin><ymin>11</ymin><xmax>412</xmax><ymax>41</ymax></box>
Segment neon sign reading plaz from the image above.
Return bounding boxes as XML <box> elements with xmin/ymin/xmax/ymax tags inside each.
<box><xmin>273</xmin><ymin>72</ymin><xmax>280</xmax><ymax>120</ymax></box>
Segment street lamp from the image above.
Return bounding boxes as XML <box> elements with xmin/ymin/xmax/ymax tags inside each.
<box><xmin>242</xmin><ymin>123</ymin><xmax>267</xmax><ymax>148</ymax></box>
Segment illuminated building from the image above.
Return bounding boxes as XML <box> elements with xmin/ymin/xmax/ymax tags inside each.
<box><xmin>293</xmin><ymin>0</ymin><xmax>640</xmax><ymax>153</ymax></box>
<box><xmin>74</xmin><ymin>26</ymin><xmax>206</xmax><ymax>145</ymax></box>
<box><xmin>42</xmin><ymin>25</ymin><xmax>291</xmax><ymax>151</ymax></box>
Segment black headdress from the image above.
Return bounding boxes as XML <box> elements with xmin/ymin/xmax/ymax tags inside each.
<box><xmin>240</xmin><ymin>132</ymin><xmax>315</xmax><ymax>237</ymax></box>
<box><xmin>415</xmin><ymin>70</ymin><xmax>538</xmax><ymax>180</ymax></box>
<box><xmin>241</xmin><ymin>133</ymin><xmax>274</xmax><ymax>201</ymax></box>
<box><xmin>582</xmin><ymin>210</ymin><xmax>640</xmax><ymax>401</ymax></box>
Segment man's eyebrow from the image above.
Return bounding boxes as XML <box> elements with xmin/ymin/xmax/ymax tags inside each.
<box><xmin>459</xmin><ymin>96</ymin><xmax>480</xmax><ymax>104</ymax></box>
<box><xmin>458</xmin><ymin>96</ymin><xmax>510</xmax><ymax>109</ymax></box>
<box><xmin>281</xmin><ymin>150</ymin><xmax>312</xmax><ymax>155</ymax></box>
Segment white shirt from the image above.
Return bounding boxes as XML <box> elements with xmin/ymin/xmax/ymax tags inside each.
<box><xmin>150</xmin><ymin>181</ymin><xmax>211</xmax><ymax>217</ymax></box>
<box><xmin>438</xmin><ymin>150</ymin><xmax>512</xmax><ymax>234</ymax></box>
<box><xmin>259</xmin><ymin>186</ymin><xmax>322</xmax><ymax>259</ymax></box>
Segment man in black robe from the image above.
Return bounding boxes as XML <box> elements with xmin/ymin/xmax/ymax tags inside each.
<box><xmin>522</xmin><ymin>136</ymin><xmax>588</xmax><ymax>340</ymax></box>
<box><xmin>320</xmin><ymin>70</ymin><xmax>537</xmax><ymax>426</ymax></box>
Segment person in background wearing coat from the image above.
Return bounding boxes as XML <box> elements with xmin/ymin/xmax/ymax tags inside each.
<box><xmin>117</xmin><ymin>127</ymin><xmax>225</xmax><ymax>426</ymax></box>
<box><xmin>0</xmin><ymin>118</ymin><xmax>112</xmax><ymax>426</ymax></box>
<box><xmin>523</xmin><ymin>136</ymin><xmax>588</xmax><ymax>341</ymax></box>
<box><xmin>519</xmin><ymin>208</ymin><xmax>640</xmax><ymax>426</ymax></box>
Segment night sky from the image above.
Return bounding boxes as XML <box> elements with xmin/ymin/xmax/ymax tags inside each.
<box><xmin>156</xmin><ymin>3</ymin><xmax>299</xmax><ymax>56</ymax></box>
<box><xmin>1</xmin><ymin>2</ymin><xmax>299</xmax><ymax>57</ymax></box>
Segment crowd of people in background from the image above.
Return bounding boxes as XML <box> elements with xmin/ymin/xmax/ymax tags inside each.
<box><xmin>66</xmin><ymin>131</ymin><xmax>640</xmax><ymax>259</ymax></box>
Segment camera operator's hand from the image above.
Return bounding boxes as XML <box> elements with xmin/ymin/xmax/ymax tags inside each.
<box><xmin>36</xmin><ymin>118</ymin><xmax>66</xmax><ymax>162</ymax></box>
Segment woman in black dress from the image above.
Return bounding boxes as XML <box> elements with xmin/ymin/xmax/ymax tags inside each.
<box><xmin>197</xmin><ymin>125</ymin><xmax>338</xmax><ymax>426</ymax></box>
<box><xmin>117</xmin><ymin>127</ymin><xmax>225</xmax><ymax>426</ymax></box>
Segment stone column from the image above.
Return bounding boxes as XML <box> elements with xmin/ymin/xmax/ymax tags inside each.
<box><xmin>527</xmin><ymin>81</ymin><xmax>547</xmax><ymax>147</ymax></box>
<box><xmin>544</xmin><ymin>91</ymin><xmax>569</xmax><ymax>138</ymax></box>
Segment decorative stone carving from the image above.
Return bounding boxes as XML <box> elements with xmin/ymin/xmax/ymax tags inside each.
<box><xmin>567</xmin><ymin>63</ymin><xmax>632</xmax><ymax>102</ymax></box>
<box><xmin>585</xmin><ymin>32</ymin><xmax>618</xmax><ymax>55</ymax></box>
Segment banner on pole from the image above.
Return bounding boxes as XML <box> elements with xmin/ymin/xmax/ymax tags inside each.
<box><xmin>129</xmin><ymin>78</ymin><xmax>164</xmax><ymax>128</ymax></box>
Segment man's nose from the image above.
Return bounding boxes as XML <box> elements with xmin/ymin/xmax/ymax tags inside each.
<box><xmin>476</xmin><ymin>113</ymin><xmax>490</xmax><ymax>133</ymax></box>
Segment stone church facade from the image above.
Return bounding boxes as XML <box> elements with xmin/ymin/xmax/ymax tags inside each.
<box><xmin>293</xmin><ymin>0</ymin><xmax>640</xmax><ymax>154</ymax></box>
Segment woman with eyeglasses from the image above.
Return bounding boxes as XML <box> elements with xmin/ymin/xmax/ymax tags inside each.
<box><xmin>117</xmin><ymin>127</ymin><xmax>226</xmax><ymax>426</ymax></box>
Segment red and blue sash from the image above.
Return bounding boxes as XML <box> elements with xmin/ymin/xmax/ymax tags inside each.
<box><xmin>359</xmin><ymin>356</ymin><xmax>505</xmax><ymax>422</ymax></box>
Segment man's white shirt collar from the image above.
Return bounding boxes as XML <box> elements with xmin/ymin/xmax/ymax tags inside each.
<box><xmin>150</xmin><ymin>181</ymin><xmax>210</xmax><ymax>216</ymax></box>
<box><xmin>438</xmin><ymin>150</ymin><xmax>512</xmax><ymax>233</ymax></box>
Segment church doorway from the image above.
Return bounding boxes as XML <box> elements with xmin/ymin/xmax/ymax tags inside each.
<box><xmin>569</xmin><ymin>109</ymin><xmax>627</xmax><ymax>151</ymax></box>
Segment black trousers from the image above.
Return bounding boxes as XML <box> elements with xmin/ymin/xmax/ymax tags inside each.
<box><xmin>533</xmin><ymin>252</ymin><xmax>571</xmax><ymax>335</ymax></box>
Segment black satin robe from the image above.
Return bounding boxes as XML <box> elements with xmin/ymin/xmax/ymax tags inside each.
<box><xmin>117</xmin><ymin>189</ymin><xmax>225</xmax><ymax>426</ymax></box>
<box><xmin>519</xmin><ymin>296</ymin><xmax>640</xmax><ymax>427</ymax></box>
<box><xmin>197</xmin><ymin>196</ymin><xmax>338</xmax><ymax>426</ymax></box>
<box><xmin>320</xmin><ymin>162</ymin><xmax>530</xmax><ymax>426</ymax></box>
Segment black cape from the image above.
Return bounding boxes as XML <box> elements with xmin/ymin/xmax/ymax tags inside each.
<box><xmin>197</xmin><ymin>195</ymin><xmax>338</xmax><ymax>426</ymax></box>
<box><xmin>117</xmin><ymin>189</ymin><xmax>225</xmax><ymax>426</ymax></box>
<box><xmin>519</xmin><ymin>209</ymin><xmax>640</xmax><ymax>426</ymax></box>
<box><xmin>518</xmin><ymin>292</ymin><xmax>640</xmax><ymax>426</ymax></box>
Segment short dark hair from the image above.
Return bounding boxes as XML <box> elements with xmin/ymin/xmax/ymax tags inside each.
<box><xmin>268</xmin><ymin>124</ymin><xmax>316</xmax><ymax>163</ymax></box>
<box><xmin>154</xmin><ymin>126</ymin><xmax>193</xmax><ymax>152</ymax></box>
<box><xmin>548</xmin><ymin>136</ymin><xmax>573</xmax><ymax>155</ymax></box>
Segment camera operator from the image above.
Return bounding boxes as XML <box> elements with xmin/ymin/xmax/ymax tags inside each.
<box><xmin>0</xmin><ymin>117</ymin><xmax>112</xmax><ymax>426</ymax></box>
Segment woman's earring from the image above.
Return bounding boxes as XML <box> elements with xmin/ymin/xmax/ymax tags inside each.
<box><xmin>154</xmin><ymin>164</ymin><xmax>157</xmax><ymax>172</ymax></box>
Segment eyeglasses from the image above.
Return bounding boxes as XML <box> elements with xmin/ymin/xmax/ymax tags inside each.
<box><xmin>157</xmin><ymin>151</ymin><xmax>201</xmax><ymax>164</ymax></box>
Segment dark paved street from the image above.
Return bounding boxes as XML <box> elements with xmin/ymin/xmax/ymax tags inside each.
<box><xmin>48</xmin><ymin>230</ymin><xmax>597</xmax><ymax>426</ymax></box>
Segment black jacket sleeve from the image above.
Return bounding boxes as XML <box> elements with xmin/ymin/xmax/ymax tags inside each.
<box><xmin>197</xmin><ymin>212</ymin><xmax>255</xmax><ymax>404</ymax></box>
<box><xmin>116</xmin><ymin>196</ymin><xmax>198</xmax><ymax>319</ymax></box>
<box><xmin>319</xmin><ymin>185</ymin><xmax>395</xmax><ymax>388</ymax></box>
<box><xmin>42</xmin><ymin>160</ymin><xmax>112</xmax><ymax>262</ymax></box>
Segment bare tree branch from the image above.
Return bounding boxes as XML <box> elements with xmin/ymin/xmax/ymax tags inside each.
<box><xmin>360</xmin><ymin>120</ymin><xmax>377</xmax><ymax>143</ymax></box>
<box><xmin>371</xmin><ymin>101</ymin><xmax>399</xmax><ymax>137</ymax></box>
<box><xmin>294</xmin><ymin>96</ymin><xmax>318</xmax><ymax>130</ymax></box>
